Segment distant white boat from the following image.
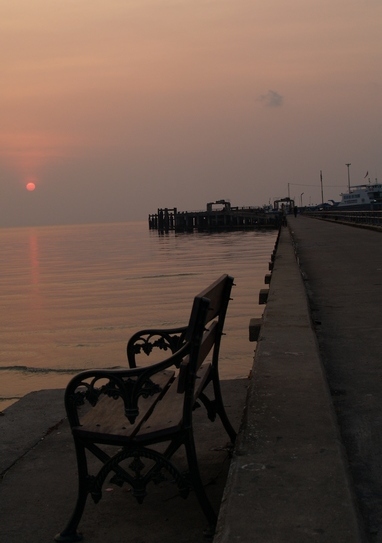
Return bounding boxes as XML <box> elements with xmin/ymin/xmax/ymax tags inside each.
<box><xmin>338</xmin><ymin>182</ymin><xmax>382</xmax><ymax>209</ymax></box>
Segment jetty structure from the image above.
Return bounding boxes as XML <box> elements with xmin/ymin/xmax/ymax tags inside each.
<box><xmin>148</xmin><ymin>199</ymin><xmax>284</xmax><ymax>232</ymax></box>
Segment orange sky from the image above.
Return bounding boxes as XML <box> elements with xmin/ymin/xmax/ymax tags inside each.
<box><xmin>1</xmin><ymin>0</ymin><xmax>381</xmax><ymax>226</ymax></box>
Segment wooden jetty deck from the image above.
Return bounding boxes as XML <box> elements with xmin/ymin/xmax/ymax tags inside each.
<box><xmin>148</xmin><ymin>200</ymin><xmax>280</xmax><ymax>232</ymax></box>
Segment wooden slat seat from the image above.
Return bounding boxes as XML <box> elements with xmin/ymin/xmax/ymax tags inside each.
<box><xmin>137</xmin><ymin>364</ymin><xmax>212</xmax><ymax>439</ymax></box>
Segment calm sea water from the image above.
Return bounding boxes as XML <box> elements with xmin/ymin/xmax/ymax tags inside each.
<box><xmin>0</xmin><ymin>221</ymin><xmax>276</xmax><ymax>410</ymax></box>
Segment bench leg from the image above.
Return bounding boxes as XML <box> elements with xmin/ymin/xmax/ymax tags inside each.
<box><xmin>55</xmin><ymin>440</ymin><xmax>88</xmax><ymax>542</ymax></box>
<box><xmin>212</xmin><ymin>375</ymin><xmax>237</xmax><ymax>444</ymax></box>
<box><xmin>184</xmin><ymin>430</ymin><xmax>217</xmax><ymax>536</ymax></box>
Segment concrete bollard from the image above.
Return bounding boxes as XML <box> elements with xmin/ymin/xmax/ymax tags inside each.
<box><xmin>249</xmin><ymin>317</ymin><xmax>262</xmax><ymax>342</ymax></box>
<box><xmin>259</xmin><ymin>288</ymin><xmax>269</xmax><ymax>304</ymax></box>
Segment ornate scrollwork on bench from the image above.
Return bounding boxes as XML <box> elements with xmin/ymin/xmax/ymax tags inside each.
<box><xmin>131</xmin><ymin>333</ymin><xmax>183</xmax><ymax>356</ymax></box>
<box><xmin>66</xmin><ymin>369</ymin><xmax>174</xmax><ymax>425</ymax></box>
<box><xmin>127</xmin><ymin>328</ymin><xmax>188</xmax><ymax>367</ymax></box>
<box><xmin>88</xmin><ymin>446</ymin><xmax>190</xmax><ymax>505</ymax></box>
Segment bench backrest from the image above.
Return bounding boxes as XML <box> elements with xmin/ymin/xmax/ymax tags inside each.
<box><xmin>187</xmin><ymin>274</ymin><xmax>233</xmax><ymax>332</ymax></box>
<box><xmin>64</xmin><ymin>275</ymin><xmax>234</xmax><ymax>432</ymax></box>
<box><xmin>185</xmin><ymin>274</ymin><xmax>234</xmax><ymax>369</ymax></box>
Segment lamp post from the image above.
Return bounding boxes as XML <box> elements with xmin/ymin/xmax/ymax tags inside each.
<box><xmin>320</xmin><ymin>170</ymin><xmax>324</xmax><ymax>204</ymax></box>
<box><xmin>346</xmin><ymin>163</ymin><xmax>351</xmax><ymax>192</ymax></box>
<box><xmin>300</xmin><ymin>192</ymin><xmax>304</xmax><ymax>207</ymax></box>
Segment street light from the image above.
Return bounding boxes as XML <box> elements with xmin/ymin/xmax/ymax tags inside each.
<box><xmin>300</xmin><ymin>192</ymin><xmax>304</xmax><ymax>207</ymax></box>
<box><xmin>320</xmin><ymin>170</ymin><xmax>324</xmax><ymax>204</ymax></box>
<box><xmin>346</xmin><ymin>163</ymin><xmax>351</xmax><ymax>192</ymax></box>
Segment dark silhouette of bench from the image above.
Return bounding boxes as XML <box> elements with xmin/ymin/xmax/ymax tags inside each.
<box><xmin>55</xmin><ymin>274</ymin><xmax>236</xmax><ymax>541</ymax></box>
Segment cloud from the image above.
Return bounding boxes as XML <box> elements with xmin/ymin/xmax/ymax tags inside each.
<box><xmin>259</xmin><ymin>90</ymin><xmax>284</xmax><ymax>107</ymax></box>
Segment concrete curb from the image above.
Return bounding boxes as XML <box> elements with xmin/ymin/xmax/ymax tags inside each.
<box><xmin>0</xmin><ymin>389</ymin><xmax>65</xmax><ymax>478</ymax></box>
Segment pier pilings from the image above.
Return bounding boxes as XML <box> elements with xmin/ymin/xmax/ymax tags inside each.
<box><xmin>149</xmin><ymin>205</ymin><xmax>279</xmax><ymax>232</ymax></box>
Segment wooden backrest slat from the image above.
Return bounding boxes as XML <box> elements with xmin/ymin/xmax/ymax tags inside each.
<box><xmin>196</xmin><ymin>321</ymin><xmax>218</xmax><ymax>371</ymax></box>
<box><xmin>185</xmin><ymin>275</ymin><xmax>233</xmax><ymax>343</ymax></box>
<box><xmin>195</xmin><ymin>275</ymin><xmax>230</xmax><ymax>323</ymax></box>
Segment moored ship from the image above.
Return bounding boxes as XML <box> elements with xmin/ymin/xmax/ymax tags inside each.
<box><xmin>337</xmin><ymin>181</ymin><xmax>382</xmax><ymax>210</ymax></box>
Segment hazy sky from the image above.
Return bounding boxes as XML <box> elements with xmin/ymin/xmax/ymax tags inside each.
<box><xmin>1</xmin><ymin>0</ymin><xmax>381</xmax><ymax>227</ymax></box>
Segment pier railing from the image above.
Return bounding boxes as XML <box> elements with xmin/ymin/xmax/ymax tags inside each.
<box><xmin>305</xmin><ymin>209</ymin><xmax>382</xmax><ymax>229</ymax></box>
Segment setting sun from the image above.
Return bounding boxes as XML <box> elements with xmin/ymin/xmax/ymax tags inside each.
<box><xmin>26</xmin><ymin>182</ymin><xmax>36</xmax><ymax>191</ymax></box>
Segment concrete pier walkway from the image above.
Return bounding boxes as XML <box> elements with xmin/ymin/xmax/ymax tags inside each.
<box><xmin>214</xmin><ymin>220</ymin><xmax>364</xmax><ymax>543</ymax></box>
<box><xmin>1</xmin><ymin>217</ymin><xmax>381</xmax><ymax>542</ymax></box>
<box><xmin>289</xmin><ymin>215</ymin><xmax>382</xmax><ymax>542</ymax></box>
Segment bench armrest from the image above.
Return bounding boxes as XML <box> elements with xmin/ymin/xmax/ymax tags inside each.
<box><xmin>65</xmin><ymin>346</ymin><xmax>188</xmax><ymax>428</ymax></box>
<box><xmin>126</xmin><ymin>326</ymin><xmax>188</xmax><ymax>368</ymax></box>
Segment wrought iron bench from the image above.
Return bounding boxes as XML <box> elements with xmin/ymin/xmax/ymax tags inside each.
<box><xmin>55</xmin><ymin>274</ymin><xmax>236</xmax><ymax>541</ymax></box>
